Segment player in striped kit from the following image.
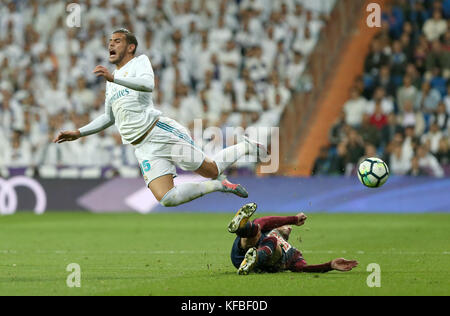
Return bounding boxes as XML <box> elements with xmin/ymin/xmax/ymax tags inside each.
<box><xmin>228</xmin><ymin>203</ymin><xmax>358</xmax><ymax>275</ymax></box>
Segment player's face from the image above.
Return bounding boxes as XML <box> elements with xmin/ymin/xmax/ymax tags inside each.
<box><xmin>108</xmin><ymin>33</ymin><xmax>128</xmax><ymax>65</ymax></box>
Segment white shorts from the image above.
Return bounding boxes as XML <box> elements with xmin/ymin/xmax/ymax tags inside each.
<box><xmin>134</xmin><ymin>117</ymin><xmax>206</xmax><ymax>186</ymax></box>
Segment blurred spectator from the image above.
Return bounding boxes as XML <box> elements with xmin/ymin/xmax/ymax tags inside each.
<box><xmin>359</xmin><ymin>114</ymin><xmax>381</xmax><ymax>148</ymax></box>
<box><xmin>345</xmin><ymin>129</ymin><xmax>365</xmax><ymax>166</ymax></box>
<box><xmin>390</xmin><ymin>144</ymin><xmax>411</xmax><ymax>175</ymax></box>
<box><xmin>415</xmin><ymin>81</ymin><xmax>442</xmax><ymax>113</ymax></box>
<box><xmin>417</xmin><ymin>144</ymin><xmax>445</xmax><ymax>177</ymax></box>
<box><xmin>431</xmin><ymin>102</ymin><xmax>449</xmax><ymax>131</ymax></box>
<box><xmin>397</xmin><ymin>75</ymin><xmax>419</xmax><ymax>112</ymax></box>
<box><xmin>312</xmin><ymin>146</ymin><xmax>330</xmax><ymax>175</ymax></box>
<box><xmin>406</xmin><ymin>156</ymin><xmax>427</xmax><ymax>176</ymax></box>
<box><xmin>328</xmin><ymin>142</ymin><xmax>347</xmax><ymax>175</ymax></box>
<box><xmin>421</xmin><ymin>122</ymin><xmax>444</xmax><ymax>154</ymax></box>
<box><xmin>423</xmin><ymin>9</ymin><xmax>448</xmax><ymax>41</ymax></box>
<box><xmin>397</xmin><ymin>100</ymin><xmax>426</xmax><ymax>136</ymax></box>
<box><xmin>343</xmin><ymin>87</ymin><xmax>368</xmax><ymax>128</ymax></box>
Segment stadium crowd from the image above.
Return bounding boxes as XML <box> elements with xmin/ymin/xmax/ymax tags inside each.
<box><xmin>0</xmin><ymin>0</ymin><xmax>333</xmax><ymax>178</ymax></box>
<box><xmin>314</xmin><ymin>0</ymin><xmax>450</xmax><ymax>178</ymax></box>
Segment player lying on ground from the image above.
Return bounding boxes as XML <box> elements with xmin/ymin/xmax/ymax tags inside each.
<box><xmin>228</xmin><ymin>203</ymin><xmax>358</xmax><ymax>275</ymax></box>
<box><xmin>53</xmin><ymin>29</ymin><xmax>267</xmax><ymax>207</ymax></box>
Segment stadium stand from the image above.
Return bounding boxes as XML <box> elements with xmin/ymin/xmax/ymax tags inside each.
<box><xmin>0</xmin><ymin>0</ymin><xmax>335</xmax><ymax>179</ymax></box>
<box><xmin>314</xmin><ymin>0</ymin><xmax>450</xmax><ymax>178</ymax></box>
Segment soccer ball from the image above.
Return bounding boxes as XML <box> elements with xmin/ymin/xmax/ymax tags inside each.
<box><xmin>357</xmin><ymin>157</ymin><xmax>389</xmax><ymax>188</ymax></box>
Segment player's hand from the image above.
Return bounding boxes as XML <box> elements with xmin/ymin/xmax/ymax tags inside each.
<box><xmin>295</xmin><ymin>213</ymin><xmax>307</xmax><ymax>226</ymax></box>
<box><xmin>53</xmin><ymin>130</ymin><xmax>81</xmax><ymax>144</ymax></box>
<box><xmin>93</xmin><ymin>65</ymin><xmax>114</xmax><ymax>82</ymax></box>
<box><xmin>331</xmin><ymin>258</ymin><xmax>358</xmax><ymax>272</ymax></box>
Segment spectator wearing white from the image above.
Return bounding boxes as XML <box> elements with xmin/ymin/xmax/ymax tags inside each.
<box><xmin>305</xmin><ymin>10</ymin><xmax>324</xmax><ymax>38</ymax></box>
<box><xmin>142</xmin><ymin>28</ymin><xmax>164</xmax><ymax>71</ymax></box>
<box><xmin>198</xmin><ymin>70</ymin><xmax>228</xmax><ymax>114</ymax></box>
<box><xmin>343</xmin><ymin>87</ymin><xmax>368</xmax><ymax>128</ymax></box>
<box><xmin>397</xmin><ymin>75</ymin><xmax>419</xmax><ymax>112</ymax></box>
<box><xmin>209</xmin><ymin>15</ymin><xmax>232</xmax><ymax>52</ymax></box>
<box><xmin>390</xmin><ymin>145</ymin><xmax>411</xmax><ymax>175</ymax></box>
<box><xmin>256</xmin><ymin>93</ymin><xmax>286</xmax><ymax>128</ymax></box>
<box><xmin>5</xmin><ymin>130</ymin><xmax>33</xmax><ymax>168</ymax></box>
<box><xmin>397</xmin><ymin>100</ymin><xmax>426</xmax><ymax>136</ymax></box>
<box><xmin>402</xmin><ymin>126</ymin><xmax>416</xmax><ymax>162</ymax></box>
<box><xmin>285</xmin><ymin>48</ymin><xmax>306</xmax><ymax>92</ymax></box>
<box><xmin>35</xmin><ymin>130</ymin><xmax>65</xmax><ymax>168</ymax></box>
<box><xmin>107</xmin><ymin>132</ymin><xmax>138</xmax><ymax>177</ymax></box>
<box><xmin>415</xmin><ymin>81</ymin><xmax>442</xmax><ymax>113</ymax></box>
<box><xmin>179</xmin><ymin>84</ymin><xmax>203</xmax><ymax>130</ymax></box>
<box><xmin>155</xmin><ymin>90</ymin><xmax>179</xmax><ymax>122</ymax></box>
<box><xmin>432</xmin><ymin>102</ymin><xmax>449</xmax><ymax>131</ymax></box>
<box><xmin>161</xmin><ymin>54</ymin><xmax>190</xmax><ymax>103</ymax></box>
<box><xmin>224</xmin><ymin>99</ymin><xmax>244</xmax><ymax>128</ymax></box>
<box><xmin>417</xmin><ymin>145</ymin><xmax>444</xmax><ymax>178</ymax></box>
<box><xmin>68</xmin><ymin>134</ymin><xmax>104</xmax><ymax>167</ymax></box>
<box><xmin>245</xmin><ymin>45</ymin><xmax>269</xmax><ymax>95</ymax></box>
<box><xmin>193</xmin><ymin>30</ymin><xmax>216</xmax><ymax>84</ymax></box>
<box><xmin>235</xmin><ymin>12</ymin><xmax>257</xmax><ymax>50</ymax></box>
<box><xmin>421</xmin><ymin>122</ymin><xmax>444</xmax><ymax>154</ymax></box>
<box><xmin>293</xmin><ymin>26</ymin><xmax>317</xmax><ymax>57</ymax></box>
<box><xmin>199</xmin><ymin>90</ymin><xmax>221</xmax><ymax>128</ymax></box>
<box><xmin>72</xmin><ymin>77</ymin><xmax>96</xmax><ymax>115</ymax></box>
<box><xmin>266</xmin><ymin>71</ymin><xmax>291</xmax><ymax>110</ymax></box>
<box><xmin>273</xmin><ymin>39</ymin><xmax>289</xmax><ymax>81</ymax></box>
<box><xmin>261</xmin><ymin>24</ymin><xmax>278</xmax><ymax>72</ymax></box>
<box><xmin>219</xmin><ymin>40</ymin><xmax>241</xmax><ymax>84</ymax></box>
<box><xmin>239</xmin><ymin>86</ymin><xmax>262</xmax><ymax>113</ymax></box>
<box><xmin>0</xmin><ymin>89</ymin><xmax>24</xmax><ymax>133</ymax></box>
<box><xmin>287</xmin><ymin>2</ymin><xmax>306</xmax><ymax>34</ymax></box>
<box><xmin>366</xmin><ymin>87</ymin><xmax>394</xmax><ymax>115</ymax></box>
<box><xmin>423</xmin><ymin>9</ymin><xmax>448</xmax><ymax>41</ymax></box>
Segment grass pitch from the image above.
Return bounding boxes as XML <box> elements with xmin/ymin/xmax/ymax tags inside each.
<box><xmin>0</xmin><ymin>212</ymin><xmax>449</xmax><ymax>296</ymax></box>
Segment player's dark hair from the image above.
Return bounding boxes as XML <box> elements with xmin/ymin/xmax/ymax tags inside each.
<box><xmin>113</xmin><ymin>28</ymin><xmax>138</xmax><ymax>55</ymax></box>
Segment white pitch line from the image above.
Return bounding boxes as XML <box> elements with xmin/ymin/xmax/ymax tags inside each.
<box><xmin>0</xmin><ymin>250</ymin><xmax>449</xmax><ymax>255</ymax></box>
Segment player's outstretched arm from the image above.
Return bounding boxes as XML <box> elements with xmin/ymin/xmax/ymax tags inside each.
<box><xmin>331</xmin><ymin>258</ymin><xmax>359</xmax><ymax>272</ymax></box>
<box><xmin>53</xmin><ymin>130</ymin><xmax>81</xmax><ymax>144</ymax></box>
<box><xmin>291</xmin><ymin>258</ymin><xmax>358</xmax><ymax>273</ymax></box>
<box><xmin>53</xmin><ymin>105</ymin><xmax>115</xmax><ymax>144</ymax></box>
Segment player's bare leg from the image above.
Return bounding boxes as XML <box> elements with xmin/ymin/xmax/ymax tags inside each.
<box><xmin>148</xmin><ymin>174</ymin><xmax>175</xmax><ymax>202</ymax></box>
<box><xmin>150</xmin><ymin>163</ymin><xmax>248</xmax><ymax>207</ymax></box>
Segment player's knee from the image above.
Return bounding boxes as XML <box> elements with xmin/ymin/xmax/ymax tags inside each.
<box><xmin>201</xmin><ymin>159</ymin><xmax>219</xmax><ymax>179</ymax></box>
<box><xmin>155</xmin><ymin>188</ymin><xmax>176</xmax><ymax>207</ymax></box>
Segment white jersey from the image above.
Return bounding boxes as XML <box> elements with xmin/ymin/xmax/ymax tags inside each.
<box><xmin>106</xmin><ymin>55</ymin><xmax>161</xmax><ymax>144</ymax></box>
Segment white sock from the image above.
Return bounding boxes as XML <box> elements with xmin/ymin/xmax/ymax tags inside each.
<box><xmin>160</xmin><ymin>180</ymin><xmax>223</xmax><ymax>207</ymax></box>
<box><xmin>213</xmin><ymin>142</ymin><xmax>248</xmax><ymax>175</ymax></box>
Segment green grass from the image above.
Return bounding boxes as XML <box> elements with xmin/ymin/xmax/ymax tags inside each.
<box><xmin>0</xmin><ymin>212</ymin><xmax>449</xmax><ymax>296</ymax></box>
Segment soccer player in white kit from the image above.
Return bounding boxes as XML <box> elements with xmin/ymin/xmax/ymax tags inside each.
<box><xmin>54</xmin><ymin>29</ymin><xmax>267</xmax><ymax>207</ymax></box>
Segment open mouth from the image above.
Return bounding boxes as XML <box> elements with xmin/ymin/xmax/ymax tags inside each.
<box><xmin>109</xmin><ymin>50</ymin><xmax>117</xmax><ymax>58</ymax></box>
